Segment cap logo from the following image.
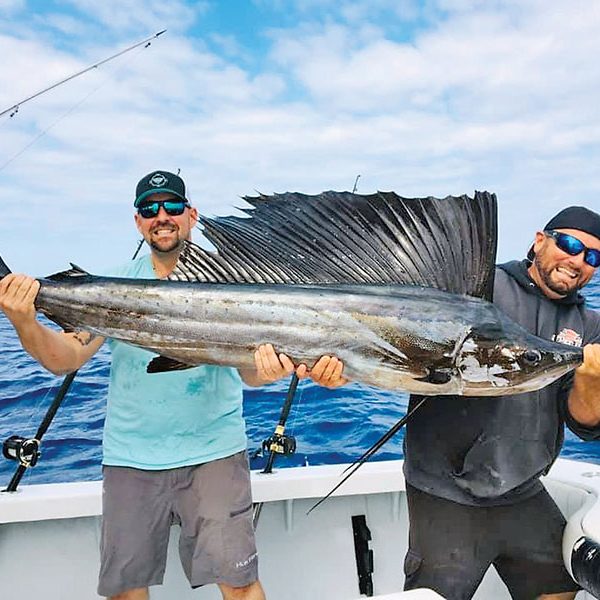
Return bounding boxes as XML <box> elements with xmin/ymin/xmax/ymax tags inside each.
<box><xmin>149</xmin><ymin>173</ymin><xmax>167</xmax><ymax>187</ymax></box>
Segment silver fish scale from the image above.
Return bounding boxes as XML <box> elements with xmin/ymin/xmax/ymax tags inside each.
<box><xmin>37</xmin><ymin>279</ymin><xmax>468</xmax><ymax>387</ymax></box>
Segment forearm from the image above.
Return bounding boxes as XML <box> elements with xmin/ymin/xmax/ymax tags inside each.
<box><xmin>567</xmin><ymin>344</ymin><xmax>600</xmax><ymax>426</ymax></box>
<box><xmin>567</xmin><ymin>372</ymin><xmax>600</xmax><ymax>427</ymax></box>
<box><xmin>16</xmin><ymin>318</ymin><xmax>100</xmax><ymax>375</ymax></box>
<box><xmin>238</xmin><ymin>368</ymin><xmax>269</xmax><ymax>387</ymax></box>
<box><xmin>1</xmin><ymin>274</ymin><xmax>102</xmax><ymax>374</ymax></box>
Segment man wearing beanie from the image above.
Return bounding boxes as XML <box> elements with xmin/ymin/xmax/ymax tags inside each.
<box><xmin>403</xmin><ymin>206</ymin><xmax>600</xmax><ymax>600</ymax></box>
<box><xmin>0</xmin><ymin>170</ymin><xmax>346</xmax><ymax>600</ymax></box>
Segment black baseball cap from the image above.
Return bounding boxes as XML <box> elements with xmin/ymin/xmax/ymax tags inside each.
<box><xmin>527</xmin><ymin>205</ymin><xmax>600</xmax><ymax>260</ymax></box>
<box><xmin>135</xmin><ymin>170</ymin><xmax>187</xmax><ymax>207</ymax></box>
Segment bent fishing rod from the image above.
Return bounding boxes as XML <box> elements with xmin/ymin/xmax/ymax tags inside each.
<box><xmin>1</xmin><ymin>31</ymin><xmax>170</xmax><ymax>490</ymax></box>
<box><xmin>1</xmin><ymin>240</ymin><xmax>151</xmax><ymax>492</ymax></box>
<box><xmin>0</xmin><ymin>30</ymin><xmax>166</xmax><ymax>119</ymax></box>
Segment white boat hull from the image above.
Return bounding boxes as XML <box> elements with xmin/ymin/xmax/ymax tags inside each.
<box><xmin>1</xmin><ymin>458</ymin><xmax>598</xmax><ymax>599</ymax></box>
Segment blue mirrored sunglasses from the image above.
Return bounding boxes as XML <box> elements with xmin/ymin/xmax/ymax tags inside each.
<box><xmin>545</xmin><ymin>230</ymin><xmax>600</xmax><ymax>268</ymax></box>
<box><xmin>137</xmin><ymin>199</ymin><xmax>190</xmax><ymax>219</ymax></box>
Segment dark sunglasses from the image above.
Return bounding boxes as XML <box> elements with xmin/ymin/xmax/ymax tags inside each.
<box><xmin>137</xmin><ymin>199</ymin><xmax>190</xmax><ymax>219</ymax></box>
<box><xmin>545</xmin><ymin>230</ymin><xmax>600</xmax><ymax>268</ymax></box>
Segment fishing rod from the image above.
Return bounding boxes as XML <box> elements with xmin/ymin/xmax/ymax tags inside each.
<box><xmin>252</xmin><ymin>373</ymin><xmax>301</xmax><ymax>528</ymax></box>
<box><xmin>1</xmin><ymin>31</ymin><xmax>169</xmax><ymax>489</ymax></box>
<box><xmin>306</xmin><ymin>397</ymin><xmax>428</xmax><ymax>515</ymax></box>
<box><xmin>1</xmin><ymin>239</ymin><xmax>151</xmax><ymax>492</ymax></box>
<box><xmin>0</xmin><ymin>30</ymin><xmax>166</xmax><ymax>120</ymax></box>
<box><xmin>2</xmin><ymin>371</ymin><xmax>78</xmax><ymax>492</ymax></box>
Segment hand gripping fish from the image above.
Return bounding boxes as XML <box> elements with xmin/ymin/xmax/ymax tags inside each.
<box><xmin>0</xmin><ymin>191</ymin><xmax>582</xmax><ymax>395</ymax></box>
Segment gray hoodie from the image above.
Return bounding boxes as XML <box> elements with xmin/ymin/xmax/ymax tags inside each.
<box><xmin>403</xmin><ymin>260</ymin><xmax>600</xmax><ymax>506</ymax></box>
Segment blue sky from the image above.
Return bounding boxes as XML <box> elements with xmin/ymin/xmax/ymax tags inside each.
<box><xmin>0</xmin><ymin>0</ymin><xmax>599</xmax><ymax>275</ymax></box>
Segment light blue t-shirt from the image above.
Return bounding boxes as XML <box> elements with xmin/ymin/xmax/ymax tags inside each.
<box><xmin>102</xmin><ymin>254</ymin><xmax>247</xmax><ymax>469</ymax></box>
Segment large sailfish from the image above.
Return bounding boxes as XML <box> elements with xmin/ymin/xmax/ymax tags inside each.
<box><xmin>0</xmin><ymin>191</ymin><xmax>582</xmax><ymax>395</ymax></box>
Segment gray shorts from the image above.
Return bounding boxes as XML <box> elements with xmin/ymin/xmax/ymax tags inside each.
<box><xmin>403</xmin><ymin>484</ymin><xmax>579</xmax><ymax>600</ymax></box>
<box><xmin>98</xmin><ymin>451</ymin><xmax>258</xmax><ymax>597</ymax></box>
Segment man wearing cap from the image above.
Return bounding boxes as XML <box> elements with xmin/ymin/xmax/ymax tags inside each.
<box><xmin>402</xmin><ymin>206</ymin><xmax>600</xmax><ymax>600</ymax></box>
<box><xmin>0</xmin><ymin>170</ymin><xmax>346</xmax><ymax>600</ymax></box>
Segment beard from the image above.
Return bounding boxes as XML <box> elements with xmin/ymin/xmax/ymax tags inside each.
<box><xmin>150</xmin><ymin>237</ymin><xmax>183</xmax><ymax>254</ymax></box>
<box><xmin>148</xmin><ymin>221</ymin><xmax>184</xmax><ymax>254</ymax></box>
<box><xmin>533</xmin><ymin>245</ymin><xmax>582</xmax><ymax>296</ymax></box>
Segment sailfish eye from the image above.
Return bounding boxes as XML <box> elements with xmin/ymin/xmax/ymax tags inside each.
<box><xmin>523</xmin><ymin>349</ymin><xmax>542</xmax><ymax>365</ymax></box>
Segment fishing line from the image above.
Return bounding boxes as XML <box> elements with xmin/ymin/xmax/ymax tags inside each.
<box><xmin>0</xmin><ymin>46</ymin><xmax>142</xmax><ymax>172</ymax></box>
<box><xmin>0</xmin><ymin>105</ymin><xmax>20</xmax><ymax>131</ymax></box>
<box><xmin>0</xmin><ymin>90</ymin><xmax>99</xmax><ymax>172</ymax></box>
<box><xmin>20</xmin><ymin>380</ymin><xmax>56</xmax><ymax>433</ymax></box>
<box><xmin>287</xmin><ymin>379</ymin><xmax>304</xmax><ymax>437</ymax></box>
<box><xmin>0</xmin><ymin>33</ymin><xmax>164</xmax><ymax>173</ymax></box>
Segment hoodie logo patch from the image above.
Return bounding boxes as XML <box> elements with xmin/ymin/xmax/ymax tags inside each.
<box><xmin>554</xmin><ymin>328</ymin><xmax>583</xmax><ymax>347</ymax></box>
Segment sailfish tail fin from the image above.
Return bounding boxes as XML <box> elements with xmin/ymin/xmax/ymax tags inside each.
<box><xmin>0</xmin><ymin>255</ymin><xmax>11</xmax><ymax>280</ymax></box>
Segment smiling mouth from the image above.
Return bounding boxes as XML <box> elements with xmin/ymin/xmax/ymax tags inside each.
<box><xmin>151</xmin><ymin>226</ymin><xmax>177</xmax><ymax>236</ymax></box>
<box><xmin>556</xmin><ymin>266</ymin><xmax>579</xmax><ymax>280</ymax></box>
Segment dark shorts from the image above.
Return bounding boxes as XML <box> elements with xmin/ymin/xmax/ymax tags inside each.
<box><xmin>98</xmin><ymin>451</ymin><xmax>258</xmax><ymax>597</ymax></box>
<box><xmin>403</xmin><ymin>484</ymin><xmax>579</xmax><ymax>600</ymax></box>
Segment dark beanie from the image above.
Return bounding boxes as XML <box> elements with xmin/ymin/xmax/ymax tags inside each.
<box><xmin>527</xmin><ymin>205</ymin><xmax>600</xmax><ymax>260</ymax></box>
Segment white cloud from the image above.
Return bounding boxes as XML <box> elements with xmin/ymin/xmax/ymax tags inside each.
<box><xmin>0</xmin><ymin>0</ymin><xmax>599</xmax><ymax>275</ymax></box>
<box><xmin>32</xmin><ymin>12</ymin><xmax>91</xmax><ymax>37</ymax></box>
<box><xmin>0</xmin><ymin>0</ymin><xmax>23</xmax><ymax>12</ymax></box>
<box><xmin>63</xmin><ymin>0</ymin><xmax>203</xmax><ymax>34</ymax></box>
<box><xmin>268</xmin><ymin>2</ymin><xmax>600</xmax><ymax>121</ymax></box>
<box><xmin>209</xmin><ymin>33</ymin><xmax>246</xmax><ymax>59</ymax></box>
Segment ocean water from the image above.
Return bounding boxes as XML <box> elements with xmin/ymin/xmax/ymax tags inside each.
<box><xmin>0</xmin><ymin>274</ymin><xmax>599</xmax><ymax>487</ymax></box>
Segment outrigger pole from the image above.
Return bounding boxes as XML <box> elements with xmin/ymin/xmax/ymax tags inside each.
<box><xmin>0</xmin><ymin>30</ymin><xmax>166</xmax><ymax>119</ymax></box>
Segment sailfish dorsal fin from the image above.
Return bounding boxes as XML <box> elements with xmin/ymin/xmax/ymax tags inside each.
<box><xmin>170</xmin><ymin>190</ymin><xmax>497</xmax><ymax>300</ymax></box>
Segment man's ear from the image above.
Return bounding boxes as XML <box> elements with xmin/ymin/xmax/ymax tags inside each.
<box><xmin>532</xmin><ymin>230</ymin><xmax>546</xmax><ymax>255</ymax></box>
<box><xmin>188</xmin><ymin>206</ymin><xmax>199</xmax><ymax>227</ymax></box>
<box><xmin>134</xmin><ymin>212</ymin><xmax>143</xmax><ymax>234</ymax></box>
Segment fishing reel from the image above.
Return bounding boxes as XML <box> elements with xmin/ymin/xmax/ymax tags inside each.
<box><xmin>2</xmin><ymin>435</ymin><xmax>41</xmax><ymax>468</ymax></box>
<box><xmin>262</xmin><ymin>432</ymin><xmax>297</xmax><ymax>456</ymax></box>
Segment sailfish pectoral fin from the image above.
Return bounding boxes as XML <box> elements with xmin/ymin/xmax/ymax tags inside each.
<box><xmin>350</xmin><ymin>312</ymin><xmax>421</xmax><ymax>371</ymax></box>
<box><xmin>342</xmin><ymin>338</ymin><xmax>428</xmax><ymax>390</ymax></box>
<box><xmin>147</xmin><ymin>356</ymin><xmax>197</xmax><ymax>373</ymax></box>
